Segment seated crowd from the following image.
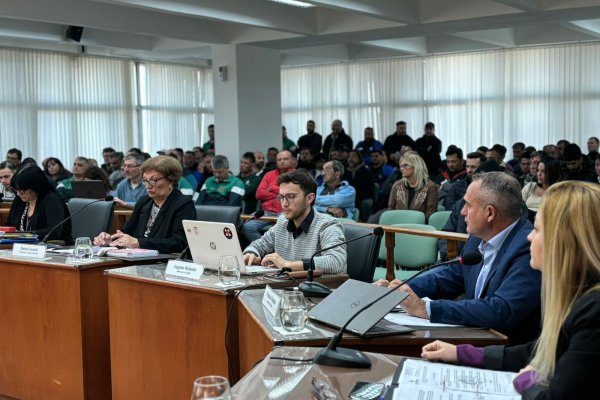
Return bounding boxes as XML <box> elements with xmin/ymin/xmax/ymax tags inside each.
<box><xmin>2</xmin><ymin>121</ymin><xmax>599</xmax><ymax>397</ymax></box>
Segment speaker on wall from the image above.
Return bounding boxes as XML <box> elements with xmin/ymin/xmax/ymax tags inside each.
<box><xmin>65</xmin><ymin>26</ymin><xmax>84</xmax><ymax>42</ymax></box>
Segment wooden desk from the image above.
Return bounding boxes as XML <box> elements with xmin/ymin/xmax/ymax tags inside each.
<box><xmin>106</xmin><ymin>265</ymin><xmax>347</xmax><ymax>400</ymax></box>
<box><xmin>0</xmin><ymin>251</ymin><xmax>127</xmax><ymax>400</ymax></box>
<box><xmin>233</xmin><ymin>347</ymin><xmax>401</xmax><ymax>399</ymax></box>
<box><xmin>236</xmin><ymin>289</ymin><xmax>508</xmax><ymax>377</ymax></box>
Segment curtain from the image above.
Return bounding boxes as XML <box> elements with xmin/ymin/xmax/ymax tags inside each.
<box><xmin>282</xmin><ymin>43</ymin><xmax>600</xmax><ymax>154</ymax></box>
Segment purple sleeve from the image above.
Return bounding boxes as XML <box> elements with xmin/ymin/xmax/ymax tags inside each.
<box><xmin>456</xmin><ymin>344</ymin><xmax>485</xmax><ymax>367</ymax></box>
<box><xmin>512</xmin><ymin>370</ymin><xmax>539</xmax><ymax>394</ymax></box>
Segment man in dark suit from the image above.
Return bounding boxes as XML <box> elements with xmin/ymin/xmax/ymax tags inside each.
<box><xmin>379</xmin><ymin>172</ymin><xmax>541</xmax><ymax>344</ymax></box>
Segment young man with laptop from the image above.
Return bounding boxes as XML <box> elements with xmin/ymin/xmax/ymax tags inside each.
<box><xmin>243</xmin><ymin>169</ymin><xmax>347</xmax><ymax>274</ymax></box>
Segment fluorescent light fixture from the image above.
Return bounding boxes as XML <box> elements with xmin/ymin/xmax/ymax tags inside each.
<box><xmin>266</xmin><ymin>0</ymin><xmax>315</xmax><ymax>8</ymax></box>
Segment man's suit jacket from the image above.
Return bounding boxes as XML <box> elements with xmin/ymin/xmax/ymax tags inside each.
<box><xmin>410</xmin><ymin>218</ymin><xmax>541</xmax><ymax>343</ymax></box>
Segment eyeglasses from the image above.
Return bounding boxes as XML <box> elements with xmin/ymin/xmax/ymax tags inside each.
<box><xmin>322</xmin><ymin>168</ymin><xmax>335</xmax><ymax>173</ymax></box>
<box><xmin>276</xmin><ymin>193</ymin><xmax>306</xmax><ymax>204</ymax></box>
<box><xmin>142</xmin><ymin>176</ymin><xmax>167</xmax><ymax>187</ymax></box>
<box><xmin>399</xmin><ymin>164</ymin><xmax>413</xmax><ymax>169</ymax></box>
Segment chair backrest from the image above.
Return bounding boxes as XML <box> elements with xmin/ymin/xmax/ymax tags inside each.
<box><xmin>379</xmin><ymin>210</ymin><xmax>425</xmax><ymax>225</ymax></box>
<box><xmin>343</xmin><ymin>223</ymin><xmax>382</xmax><ymax>282</ymax></box>
<box><xmin>378</xmin><ymin>223</ymin><xmax>438</xmax><ymax>269</ymax></box>
<box><xmin>428</xmin><ymin>211</ymin><xmax>452</xmax><ymax>231</ymax></box>
<box><xmin>67</xmin><ymin>198</ymin><xmax>116</xmax><ymax>240</ymax></box>
<box><xmin>195</xmin><ymin>205</ymin><xmax>241</xmax><ymax>226</ymax></box>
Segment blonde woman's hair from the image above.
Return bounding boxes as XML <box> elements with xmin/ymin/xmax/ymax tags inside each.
<box><xmin>530</xmin><ymin>181</ymin><xmax>600</xmax><ymax>381</ymax></box>
<box><xmin>399</xmin><ymin>153</ymin><xmax>429</xmax><ymax>190</ymax></box>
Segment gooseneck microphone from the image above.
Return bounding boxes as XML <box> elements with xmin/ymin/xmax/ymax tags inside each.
<box><xmin>299</xmin><ymin>227</ymin><xmax>385</xmax><ymax>298</ymax></box>
<box><xmin>41</xmin><ymin>196</ymin><xmax>114</xmax><ymax>243</ymax></box>
<box><xmin>238</xmin><ymin>209</ymin><xmax>265</xmax><ymax>230</ymax></box>
<box><xmin>313</xmin><ymin>251</ymin><xmax>483</xmax><ymax>368</ymax></box>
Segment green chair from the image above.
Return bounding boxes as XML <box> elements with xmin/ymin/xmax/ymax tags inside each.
<box><xmin>378</xmin><ymin>223</ymin><xmax>438</xmax><ymax>270</ymax></box>
<box><xmin>428</xmin><ymin>210</ymin><xmax>452</xmax><ymax>231</ymax></box>
<box><xmin>379</xmin><ymin>210</ymin><xmax>426</xmax><ymax>226</ymax></box>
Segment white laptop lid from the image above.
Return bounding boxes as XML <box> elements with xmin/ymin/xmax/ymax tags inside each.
<box><xmin>183</xmin><ymin>220</ymin><xmax>245</xmax><ymax>271</ymax></box>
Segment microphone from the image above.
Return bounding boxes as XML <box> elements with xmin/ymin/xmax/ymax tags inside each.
<box><xmin>41</xmin><ymin>196</ymin><xmax>114</xmax><ymax>243</ymax></box>
<box><xmin>299</xmin><ymin>227</ymin><xmax>384</xmax><ymax>298</ymax></box>
<box><xmin>313</xmin><ymin>251</ymin><xmax>482</xmax><ymax>368</ymax></box>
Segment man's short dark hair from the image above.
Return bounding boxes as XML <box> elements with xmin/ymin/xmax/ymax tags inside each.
<box><xmin>7</xmin><ymin>148</ymin><xmax>22</xmax><ymax>160</ymax></box>
<box><xmin>467</xmin><ymin>152</ymin><xmax>486</xmax><ymax>163</ymax></box>
<box><xmin>520</xmin><ymin>151</ymin><xmax>531</xmax><ymax>160</ymax></box>
<box><xmin>563</xmin><ymin>143</ymin><xmax>583</xmax><ymax>161</ymax></box>
<box><xmin>512</xmin><ymin>142</ymin><xmax>526</xmax><ymax>150</ymax></box>
<box><xmin>110</xmin><ymin>151</ymin><xmax>124</xmax><ymax>161</ymax></box>
<box><xmin>370</xmin><ymin>149</ymin><xmax>383</xmax><ymax>156</ymax></box>
<box><xmin>556</xmin><ymin>139</ymin><xmax>570</xmax><ymax>146</ymax></box>
<box><xmin>278</xmin><ymin>169</ymin><xmax>317</xmax><ymax>196</ymax></box>
<box><xmin>477</xmin><ymin>146</ymin><xmax>489</xmax><ymax>154</ymax></box>
<box><xmin>491</xmin><ymin>144</ymin><xmax>507</xmax><ymax>157</ymax></box>
<box><xmin>0</xmin><ymin>161</ymin><xmax>17</xmax><ymax>171</ymax></box>
<box><xmin>268</xmin><ymin>147</ymin><xmax>279</xmax><ymax>153</ymax></box>
<box><xmin>208</xmin><ymin>124</ymin><xmax>214</xmax><ymax>129</ymax></box>
<box><xmin>425</xmin><ymin>122</ymin><xmax>435</xmax><ymax>129</ymax></box>
<box><xmin>396</xmin><ymin>121</ymin><xmax>406</xmax><ymax>126</ymax></box>
<box><xmin>589</xmin><ymin>137</ymin><xmax>600</xmax><ymax>144</ymax></box>
<box><xmin>445</xmin><ymin>145</ymin><xmax>463</xmax><ymax>159</ymax></box>
<box><xmin>128</xmin><ymin>147</ymin><xmax>142</xmax><ymax>155</ymax></box>
<box><xmin>242</xmin><ymin>151</ymin><xmax>256</xmax><ymax>164</ymax></box>
<box><xmin>102</xmin><ymin>147</ymin><xmax>116</xmax><ymax>154</ymax></box>
<box><xmin>349</xmin><ymin>150</ymin><xmax>363</xmax><ymax>163</ymax></box>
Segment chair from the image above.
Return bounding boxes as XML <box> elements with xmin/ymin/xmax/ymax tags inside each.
<box><xmin>195</xmin><ymin>205</ymin><xmax>241</xmax><ymax>226</ymax></box>
<box><xmin>67</xmin><ymin>198</ymin><xmax>116</xmax><ymax>240</ymax></box>
<box><xmin>378</xmin><ymin>223</ymin><xmax>438</xmax><ymax>270</ymax></box>
<box><xmin>343</xmin><ymin>223</ymin><xmax>382</xmax><ymax>282</ymax></box>
<box><xmin>428</xmin><ymin>210</ymin><xmax>452</xmax><ymax>231</ymax></box>
<box><xmin>379</xmin><ymin>210</ymin><xmax>426</xmax><ymax>225</ymax></box>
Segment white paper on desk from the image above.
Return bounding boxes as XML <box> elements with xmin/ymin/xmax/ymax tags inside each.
<box><xmin>384</xmin><ymin>312</ymin><xmax>463</xmax><ymax>328</ymax></box>
<box><xmin>393</xmin><ymin>359</ymin><xmax>520</xmax><ymax>400</ymax></box>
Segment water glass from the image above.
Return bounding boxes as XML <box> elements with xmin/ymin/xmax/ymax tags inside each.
<box><xmin>191</xmin><ymin>375</ymin><xmax>232</xmax><ymax>400</ymax></box>
<box><xmin>218</xmin><ymin>255</ymin><xmax>240</xmax><ymax>285</ymax></box>
<box><xmin>279</xmin><ymin>290</ymin><xmax>308</xmax><ymax>332</ymax></box>
<box><xmin>74</xmin><ymin>237</ymin><xmax>93</xmax><ymax>260</ymax></box>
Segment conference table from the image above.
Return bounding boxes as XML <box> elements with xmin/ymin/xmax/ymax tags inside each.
<box><xmin>106</xmin><ymin>264</ymin><xmax>347</xmax><ymax>400</ymax></box>
<box><xmin>232</xmin><ymin>347</ymin><xmax>401</xmax><ymax>399</ymax></box>
<box><xmin>0</xmin><ymin>251</ymin><xmax>128</xmax><ymax>400</ymax></box>
<box><xmin>236</xmin><ymin>288</ymin><xmax>509</xmax><ymax>378</ymax></box>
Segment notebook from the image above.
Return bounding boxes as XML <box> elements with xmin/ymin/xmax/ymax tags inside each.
<box><xmin>105</xmin><ymin>248</ymin><xmax>159</xmax><ymax>258</ymax></box>
<box><xmin>182</xmin><ymin>220</ymin><xmax>279</xmax><ymax>275</ymax></box>
<box><xmin>309</xmin><ymin>279</ymin><xmax>413</xmax><ymax>337</ymax></box>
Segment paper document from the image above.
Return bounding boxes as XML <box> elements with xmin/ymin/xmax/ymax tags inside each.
<box><xmin>384</xmin><ymin>312</ymin><xmax>463</xmax><ymax>328</ymax></box>
<box><xmin>393</xmin><ymin>359</ymin><xmax>520</xmax><ymax>400</ymax></box>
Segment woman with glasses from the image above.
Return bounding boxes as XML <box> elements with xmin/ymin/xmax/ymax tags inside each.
<box><xmin>7</xmin><ymin>164</ymin><xmax>73</xmax><ymax>244</ymax></box>
<box><xmin>421</xmin><ymin>181</ymin><xmax>600</xmax><ymax>398</ymax></box>
<box><xmin>388</xmin><ymin>152</ymin><xmax>438</xmax><ymax>221</ymax></box>
<box><xmin>93</xmin><ymin>156</ymin><xmax>195</xmax><ymax>253</ymax></box>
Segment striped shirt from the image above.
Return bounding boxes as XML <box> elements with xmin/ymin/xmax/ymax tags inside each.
<box><xmin>244</xmin><ymin>210</ymin><xmax>347</xmax><ymax>274</ymax></box>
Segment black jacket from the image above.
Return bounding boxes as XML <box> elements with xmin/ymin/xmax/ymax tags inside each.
<box><xmin>8</xmin><ymin>192</ymin><xmax>73</xmax><ymax>245</ymax></box>
<box><xmin>484</xmin><ymin>290</ymin><xmax>600</xmax><ymax>399</ymax></box>
<box><xmin>123</xmin><ymin>189</ymin><xmax>196</xmax><ymax>253</ymax></box>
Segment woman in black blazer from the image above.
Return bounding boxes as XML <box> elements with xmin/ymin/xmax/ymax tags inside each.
<box><xmin>94</xmin><ymin>156</ymin><xmax>195</xmax><ymax>253</ymax></box>
<box><xmin>420</xmin><ymin>181</ymin><xmax>600</xmax><ymax>399</ymax></box>
<box><xmin>7</xmin><ymin>164</ymin><xmax>73</xmax><ymax>244</ymax></box>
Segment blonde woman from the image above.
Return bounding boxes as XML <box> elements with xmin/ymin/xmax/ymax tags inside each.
<box><xmin>421</xmin><ymin>181</ymin><xmax>600</xmax><ymax>398</ymax></box>
<box><xmin>388</xmin><ymin>152</ymin><xmax>438</xmax><ymax>220</ymax></box>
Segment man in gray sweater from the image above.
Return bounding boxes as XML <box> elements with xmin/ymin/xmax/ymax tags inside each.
<box><xmin>243</xmin><ymin>169</ymin><xmax>347</xmax><ymax>274</ymax></box>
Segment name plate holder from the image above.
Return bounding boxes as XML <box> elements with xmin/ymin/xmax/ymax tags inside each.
<box><xmin>165</xmin><ymin>259</ymin><xmax>205</xmax><ymax>284</ymax></box>
<box><xmin>12</xmin><ymin>243</ymin><xmax>48</xmax><ymax>260</ymax></box>
<box><xmin>262</xmin><ymin>285</ymin><xmax>282</xmax><ymax>318</ymax></box>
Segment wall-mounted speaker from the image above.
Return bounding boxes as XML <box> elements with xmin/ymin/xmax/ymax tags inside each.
<box><xmin>65</xmin><ymin>26</ymin><xmax>84</xmax><ymax>42</ymax></box>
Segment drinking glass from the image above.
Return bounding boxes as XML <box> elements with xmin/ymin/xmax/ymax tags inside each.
<box><xmin>218</xmin><ymin>255</ymin><xmax>240</xmax><ymax>285</ymax></box>
<box><xmin>74</xmin><ymin>237</ymin><xmax>93</xmax><ymax>260</ymax></box>
<box><xmin>191</xmin><ymin>376</ymin><xmax>232</xmax><ymax>400</ymax></box>
<box><xmin>279</xmin><ymin>289</ymin><xmax>308</xmax><ymax>332</ymax></box>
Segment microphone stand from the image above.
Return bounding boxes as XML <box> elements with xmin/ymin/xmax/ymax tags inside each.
<box><xmin>313</xmin><ymin>253</ymin><xmax>481</xmax><ymax>368</ymax></box>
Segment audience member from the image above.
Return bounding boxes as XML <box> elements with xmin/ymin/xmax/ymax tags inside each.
<box><xmin>587</xmin><ymin>136</ymin><xmax>599</xmax><ymax>160</ymax></box>
<box><xmin>443</xmin><ymin>152</ymin><xmax>486</xmax><ymax>210</ymax></box>
<box><xmin>435</xmin><ymin>145</ymin><xmax>467</xmax><ymax>205</ymax></box>
<box><xmin>254</xmin><ymin>151</ymin><xmax>266</xmax><ymax>174</ymax></box>
<box><xmin>100</xmin><ymin>147</ymin><xmax>115</xmax><ymax>175</ymax></box>
<box><xmin>192</xmin><ymin>146</ymin><xmax>204</xmax><ymax>165</ymax></box>
<box><xmin>8</xmin><ymin>165</ymin><xmax>72</xmax><ymax>244</ymax></box>
<box><xmin>379</xmin><ymin>172</ymin><xmax>541</xmax><ymax>344</ymax></box>
<box><xmin>202</xmin><ymin>124</ymin><xmax>215</xmax><ymax>155</ymax></box>
<box><xmin>0</xmin><ymin>161</ymin><xmax>17</xmax><ymax>201</ymax></box>
<box><xmin>522</xmin><ymin>159</ymin><xmax>564</xmax><ymax>214</ymax></box>
<box><xmin>563</xmin><ymin>143</ymin><xmax>596</xmax><ymax>182</ymax></box>
<box><xmin>56</xmin><ymin>156</ymin><xmax>90</xmax><ymax>201</ymax></box>
<box><xmin>297</xmin><ymin>147</ymin><xmax>316</xmax><ymax>171</ymax></box>
<box><xmin>297</xmin><ymin>120</ymin><xmax>322</xmax><ymax>155</ymax></box>
<box><xmin>242</xmin><ymin>150</ymin><xmax>296</xmax><ymax>242</ymax></box>
<box><xmin>382</xmin><ymin>121</ymin><xmax>416</xmax><ymax>167</ymax></box>
<box><xmin>94</xmin><ymin>156</ymin><xmax>195</xmax><ymax>253</ymax></box>
<box><xmin>182</xmin><ymin>150</ymin><xmax>202</xmax><ymax>189</ymax></box>
<box><xmin>529</xmin><ymin>150</ymin><xmax>542</xmax><ymax>178</ymax></box>
<box><xmin>108</xmin><ymin>152</ymin><xmax>125</xmax><ymax>189</ymax></box>
<box><xmin>114</xmin><ymin>153</ymin><xmax>147</xmax><ymax>207</ymax></box>
<box><xmin>329</xmin><ymin>143</ymin><xmax>349</xmax><ymax>166</ymax></box>
<box><xmin>354</xmin><ymin>127</ymin><xmax>383</xmax><ymax>164</ymax></box>
<box><xmin>486</xmin><ymin>144</ymin><xmax>511</xmax><ymax>172</ymax></box>
<box><xmin>314</xmin><ymin>160</ymin><xmax>356</xmax><ymax>219</ymax></box>
<box><xmin>543</xmin><ymin>144</ymin><xmax>557</xmax><ymax>159</ymax></box>
<box><xmin>282</xmin><ymin>126</ymin><xmax>297</xmax><ymax>153</ymax></box>
<box><xmin>243</xmin><ymin>169</ymin><xmax>346</xmax><ymax>273</ymax></box>
<box><xmin>415</xmin><ymin>122</ymin><xmax>442</xmax><ymax>176</ymax></box>
<box><xmin>476</xmin><ymin>146</ymin><xmax>489</xmax><ymax>155</ymax></box>
<box><xmin>6</xmin><ymin>148</ymin><xmax>22</xmax><ymax>169</ymax></box>
<box><xmin>84</xmin><ymin>166</ymin><xmax>113</xmax><ymax>196</ymax></box>
<box><xmin>323</xmin><ymin>119</ymin><xmax>353</xmax><ymax>157</ymax></box>
<box><xmin>237</xmin><ymin>152</ymin><xmax>261</xmax><ymax>214</ymax></box>
<box><xmin>516</xmin><ymin>151</ymin><xmax>532</xmax><ymax>187</ymax></box>
<box><xmin>507</xmin><ymin>142</ymin><xmax>525</xmax><ymax>175</ymax></box>
<box><xmin>263</xmin><ymin>147</ymin><xmax>279</xmax><ymax>175</ymax></box>
<box><xmin>345</xmin><ymin>150</ymin><xmax>375</xmax><ymax>221</ymax></box>
<box><xmin>369</xmin><ymin>149</ymin><xmax>394</xmax><ymax>184</ymax></box>
<box><xmin>43</xmin><ymin>157</ymin><xmax>72</xmax><ymax>185</ymax></box>
<box><xmin>196</xmin><ymin>155</ymin><xmax>244</xmax><ymax>207</ymax></box>
<box><xmin>421</xmin><ymin>181</ymin><xmax>600</xmax><ymax>399</ymax></box>
<box><xmin>556</xmin><ymin>139</ymin><xmax>569</xmax><ymax>160</ymax></box>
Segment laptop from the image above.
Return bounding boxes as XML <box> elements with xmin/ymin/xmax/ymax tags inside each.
<box><xmin>72</xmin><ymin>180</ymin><xmax>107</xmax><ymax>199</ymax></box>
<box><xmin>182</xmin><ymin>220</ymin><xmax>279</xmax><ymax>275</ymax></box>
<box><xmin>309</xmin><ymin>279</ymin><xmax>414</xmax><ymax>337</ymax></box>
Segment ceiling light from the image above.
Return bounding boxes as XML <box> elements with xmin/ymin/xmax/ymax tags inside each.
<box><xmin>266</xmin><ymin>0</ymin><xmax>315</xmax><ymax>8</ymax></box>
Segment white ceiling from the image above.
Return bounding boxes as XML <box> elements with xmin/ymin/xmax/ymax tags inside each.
<box><xmin>3</xmin><ymin>0</ymin><xmax>600</xmax><ymax>66</ymax></box>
